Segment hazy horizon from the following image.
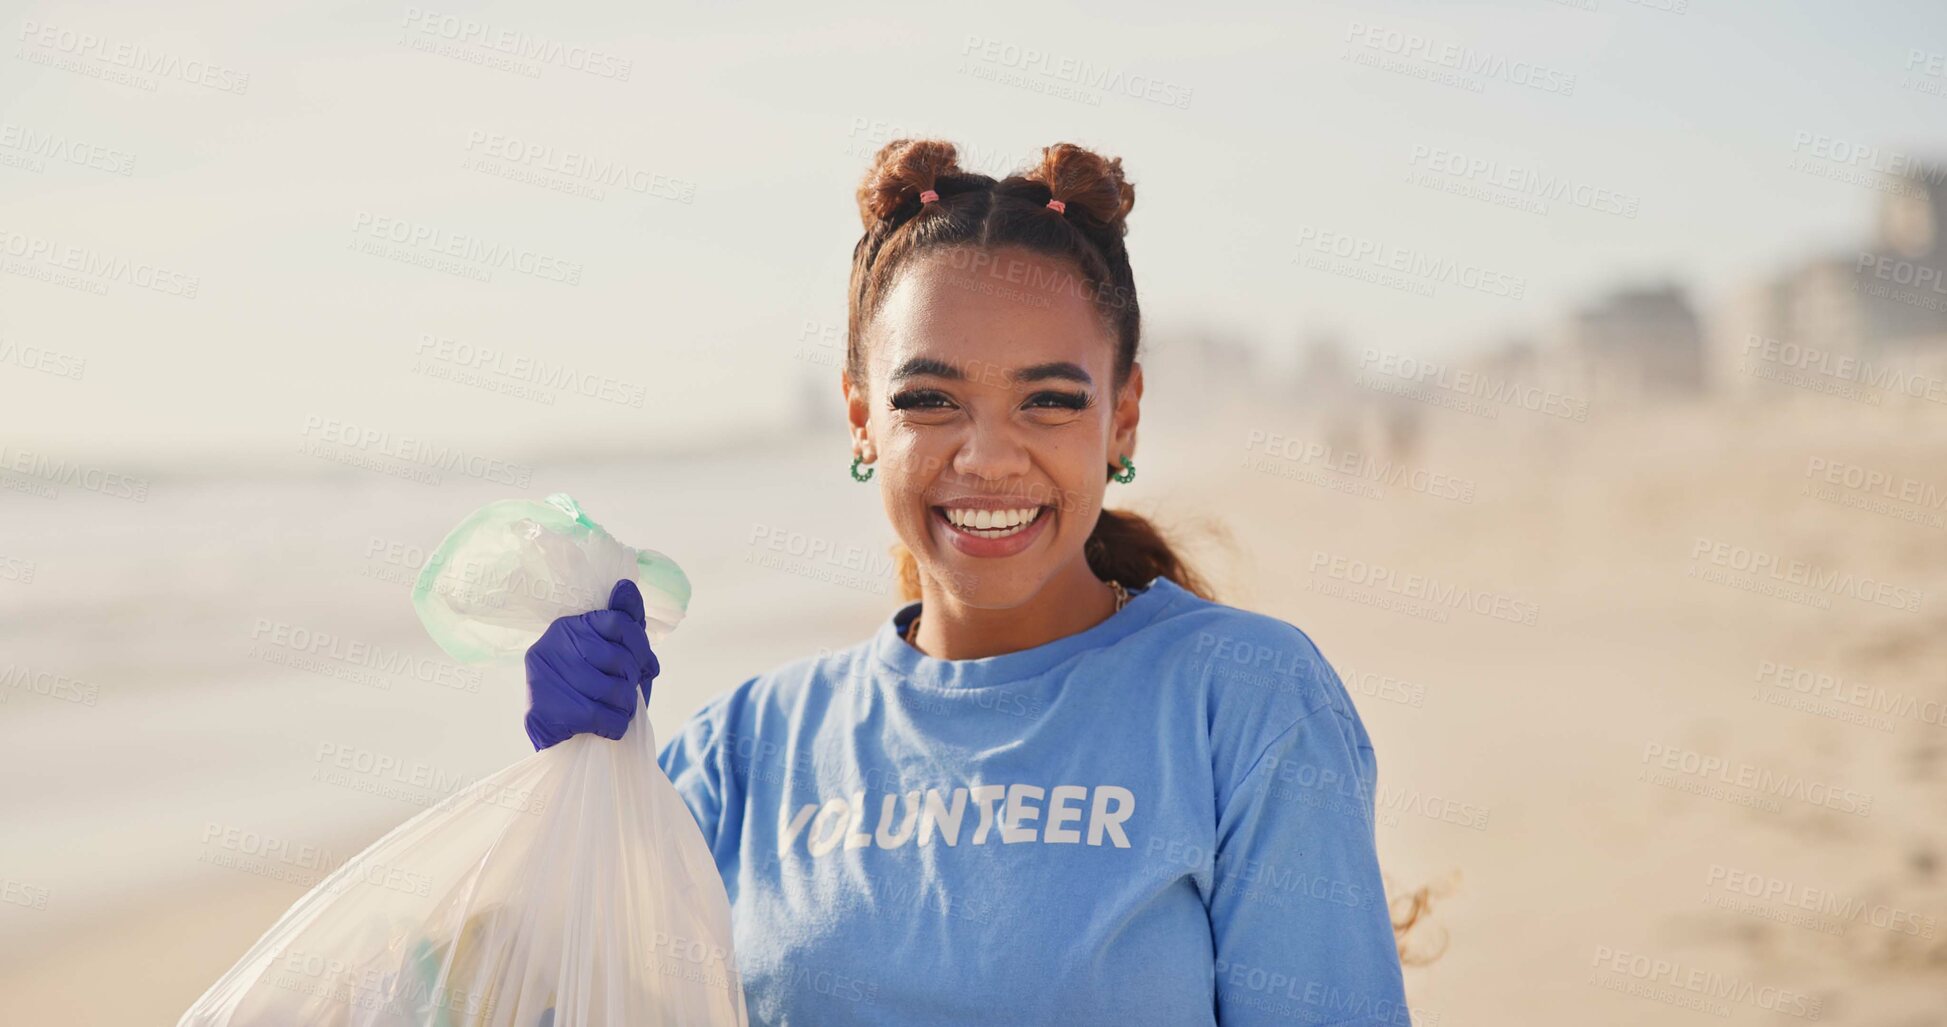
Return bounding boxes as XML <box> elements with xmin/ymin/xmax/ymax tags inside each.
<box><xmin>5</xmin><ymin>0</ymin><xmax>1945</xmax><ymax>469</ymax></box>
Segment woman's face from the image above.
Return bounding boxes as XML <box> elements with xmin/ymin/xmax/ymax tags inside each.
<box><xmin>845</xmin><ymin>244</ymin><xmax>1142</xmax><ymax>607</ymax></box>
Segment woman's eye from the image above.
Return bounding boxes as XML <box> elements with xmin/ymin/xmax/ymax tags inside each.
<box><xmin>1027</xmin><ymin>391</ymin><xmax>1089</xmax><ymax>411</ymax></box>
<box><xmin>889</xmin><ymin>389</ymin><xmax>1088</xmax><ymax>413</ymax></box>
<box><xmin>889</xmin><ymin>389</ymin><xmax>952</xmax><ymax>410</ymax></box>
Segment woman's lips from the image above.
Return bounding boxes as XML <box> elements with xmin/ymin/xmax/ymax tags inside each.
<box><xmin>931</xmin><ymin>504</ymin><xmax>1053</xmax><ymax>558</ymax></box>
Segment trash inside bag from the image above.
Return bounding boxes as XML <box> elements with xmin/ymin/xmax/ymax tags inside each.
<box><xmin>180</xmin><ymin>493</ymin><xmax>746</xmax><ymax>1027</ymax></box>
<box><xmin>412</xmin><ymin>492</ymin><xmax>693</xmax><ymax>661</ymax></box>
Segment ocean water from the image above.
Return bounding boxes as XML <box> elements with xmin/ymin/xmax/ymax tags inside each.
<box><xmin>0</xmin><ymin>431</ymin><xmax>901</xmax><ymax>949</ymax></box>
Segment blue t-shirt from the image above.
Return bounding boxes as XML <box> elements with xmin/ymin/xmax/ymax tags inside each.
<box><xmin>656</xmin><ymin>574</ymin><xmax>1409</xmax><ymax>1026</ymax></box>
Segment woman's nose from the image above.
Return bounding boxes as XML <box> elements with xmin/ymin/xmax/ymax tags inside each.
<box><xmin>950</xmin><ymin>420</ymin><xmax>1032</xmax><ymax>483</ymax></box>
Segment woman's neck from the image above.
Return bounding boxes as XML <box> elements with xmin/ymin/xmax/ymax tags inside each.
<box><xmin>909</xmin><ymin>561</ymin><xmax>1121</xmax><ymax>660</ymax></box>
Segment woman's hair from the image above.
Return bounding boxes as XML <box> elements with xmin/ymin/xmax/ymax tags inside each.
<box><xmin>846</xmin><ymin>137</ymin><xmax>1214</xmax><ymax>603</ymax></box>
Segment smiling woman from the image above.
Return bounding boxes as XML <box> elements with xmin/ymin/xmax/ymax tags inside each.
<box><xmin>531</xmin><ymin>138</ymin><xmax>1419</xmax><ymax>1026</ymax></box>
<box><xmin>842</xmin><ymin>139</ymin><xmax>1214</xmax><ymax>661</ymax></box>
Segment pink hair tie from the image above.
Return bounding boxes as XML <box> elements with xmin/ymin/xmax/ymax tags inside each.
<box><xmin>919</xmin><ymin>189</ymin><xmax>939</xmax><ymax>204</ymax></box>
<box><xmin>1045</xmin><ymin>198</ymin><xmax>1066</xmax><ymax>214</ymax></box>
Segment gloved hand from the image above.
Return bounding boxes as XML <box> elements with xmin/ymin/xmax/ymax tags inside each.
<box><xmin>523</xmin><ymin>579</ymin><xmax>660</xmax><ymax>751</ymax></box>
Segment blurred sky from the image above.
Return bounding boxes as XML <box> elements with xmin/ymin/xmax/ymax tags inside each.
<box><xmin>3</xmin><ymin>0</ymin><xmax>1945</xmax><ymax>466</ymax></box>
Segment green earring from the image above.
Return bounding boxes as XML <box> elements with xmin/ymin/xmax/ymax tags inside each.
<box><xmin>851</xmin><ymin>454</ymin><xmax>875</xmax><ymax>482</ymax></box>
<box><xmin>1110</xmin><ymin>455</ymin><xmax>1135</xmax><ymax>483</ymax></box>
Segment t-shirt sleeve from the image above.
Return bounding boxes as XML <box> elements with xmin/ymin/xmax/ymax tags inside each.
<box><xmin>1208</xmin><ymin>692</ymin><xmax>1410</xmax><ymax>1026</ymax></box>
<box><xmin>656</xmin><ymin>697</ymin><xmax>731</xmax><ymax>853</ymax></box>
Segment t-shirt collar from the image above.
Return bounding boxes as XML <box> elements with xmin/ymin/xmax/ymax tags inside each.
<box><xmin>871</xmin><ymin>575</ymin><xmax>1184</xmax><ymax>688</ymax></box>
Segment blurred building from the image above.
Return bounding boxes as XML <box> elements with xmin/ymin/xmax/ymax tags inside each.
<box><xmin>1714</xmin><ymin>160</ymin><xmax>1947</xmax><ymax>398</ymax></box>
<box><xmin>1564</xmin><ymin>284</ymin><xmax>1706</xmax><ymax>403</ymax></box>
<box><xmin>1294</xmin><ymin>330</ymin><xmax>1353</xmax><ymax>402</ymax></box>
<box><xmin>1192</xmin><ymin>328</ymin><xmax>1260</xmax><ymax>387</ymax></box>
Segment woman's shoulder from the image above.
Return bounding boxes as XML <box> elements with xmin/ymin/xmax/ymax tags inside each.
<box><xmin>1143</xmin><ymin>583</ymin><xmax>1353</xmax><ymax>719</ymax></box>
<box><xmin>1136</xmin><ymin>583</ymin><xmax>1369</xmax><ymax>789</ymax></box>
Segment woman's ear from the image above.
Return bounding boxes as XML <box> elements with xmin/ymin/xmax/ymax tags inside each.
<box><xmin>841</xmin><ymin>371</ymin><xmax>872</xmax><ymax>456</ymax></box>
<box><xmin>1112</xmin><ymin>361</ymin><xmax>1143</xmax><ymax>456</ymax></box>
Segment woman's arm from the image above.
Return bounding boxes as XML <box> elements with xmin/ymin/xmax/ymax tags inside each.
<box><xmin>1207</xmin><ymin>695</ymin><xmax>1411</xmax><ymax>1026</ymax></box>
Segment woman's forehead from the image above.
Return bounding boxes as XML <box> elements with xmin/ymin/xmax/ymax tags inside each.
<box><xmin>869</xmin><ymin>249</ymin><xmax>1114</xmax><ymax>378</ymax></box>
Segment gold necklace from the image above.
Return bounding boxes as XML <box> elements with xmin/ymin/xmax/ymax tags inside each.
<box><xmin>905</xmin><ymin>579</ymin><xmax>1129</xmax><ymax>647</ymax></box>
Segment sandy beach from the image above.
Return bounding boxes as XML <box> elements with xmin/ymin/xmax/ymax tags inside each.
<box><xmin>4</xmin><ymin>374</ymin><xmax>1942</xmax><ymax>1025</ymax></box>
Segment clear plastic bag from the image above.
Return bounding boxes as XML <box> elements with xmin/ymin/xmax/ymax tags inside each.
<box><xmin>180</xmin><ymin>494</ymin><xmax>747</xmax><ymax>1027</ymax></box>
<box><xmin>410</xmin><ymin>492</ymin><xmax>693</xmax><ymax>660</ymax></box>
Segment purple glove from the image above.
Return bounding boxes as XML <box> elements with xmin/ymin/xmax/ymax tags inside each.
<box><xmin>523</xmin><ymin>579</ymin><xmax>660</xmax><ymax>751</ymax></box>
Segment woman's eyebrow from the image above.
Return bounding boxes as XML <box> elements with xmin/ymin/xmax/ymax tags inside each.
<box><xmin>890</xmin><ymin>357</ymin><xmax>964</xmax><ymax>382</ymax></box>
<box><xmin>891</xmin><ymin>357</ymin><xmax>1092</xmax><ymax>386</ymax></box>
<box><xmin>1015</xmin><ymin>361</ymin><xmax>1093</xmax><ymax>386</ymax></box>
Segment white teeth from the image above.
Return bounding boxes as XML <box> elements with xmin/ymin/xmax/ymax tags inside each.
<box><xmin>941</xmin><ymin>506</ymin><xmax>1043</xmax><ymax>534</ymax></box>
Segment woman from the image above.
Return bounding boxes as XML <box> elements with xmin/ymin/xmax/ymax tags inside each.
<box><xmin>521</xmin><ymin>139</ymin><xmax>1411</xmax><ymax>1025</ymax></box>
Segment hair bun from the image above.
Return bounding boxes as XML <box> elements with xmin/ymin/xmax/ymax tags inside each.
<box><xmin>1024</xmin><ymin>142</ymin><xmax>1135</xmax><ymax>236</ymax></box>
<box><xmin>856</xmin><ymin>138</ymin><xmax>961</xmax><ymax>228</ymax></box>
